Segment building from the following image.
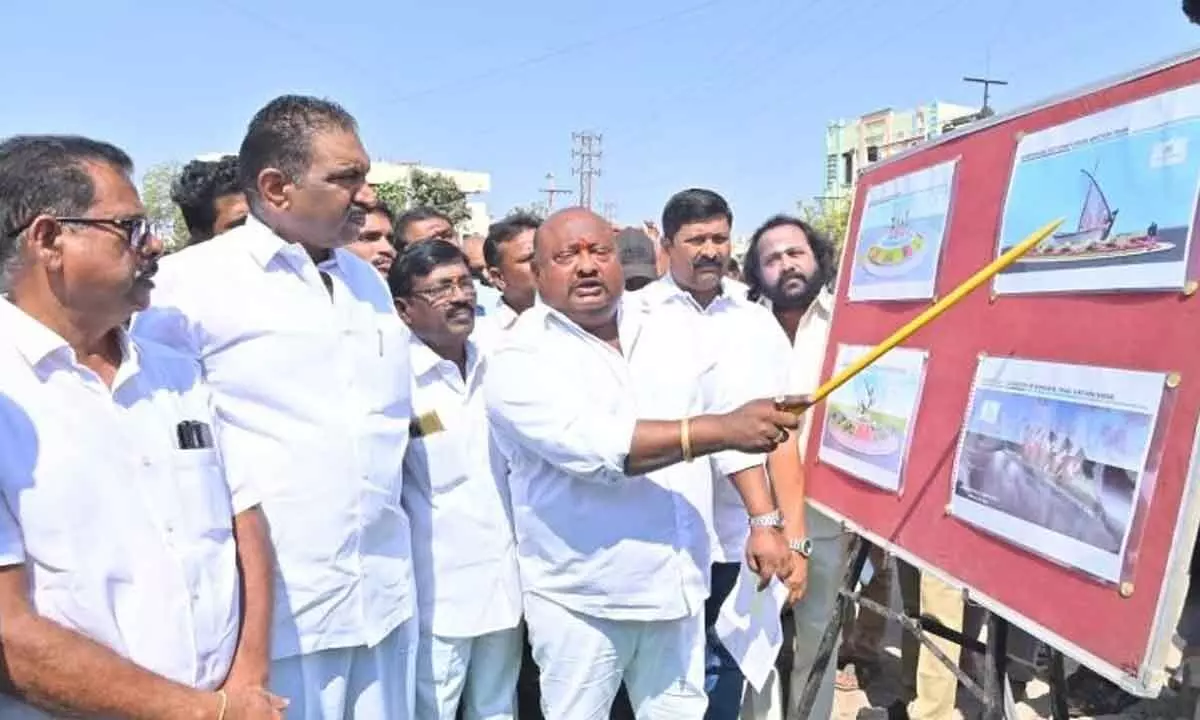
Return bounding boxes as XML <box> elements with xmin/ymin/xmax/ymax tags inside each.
<box><xmin>823</xmin><ymin>101</ymin><xmax>979</xmax><ymax>200</ymax></box>
<box><xmin>368</xmin><ymin>161</ymin><xmax>492</xmax><ymax>237</ymax></box>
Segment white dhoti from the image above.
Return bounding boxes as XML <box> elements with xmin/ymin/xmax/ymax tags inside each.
<box><xmin>270</xmin><ymin>619</ymin><xmax>418</xmax><ymax>719</ymax></box>
<box><xmin>524</xmin><ymin>592</ymin><xmax>706</xmax><ymax>720</ymax></box>
<box><xmin>415</xmin><ymin>625</ymin><xmax>523</xmax><ymax>719</ymax></box>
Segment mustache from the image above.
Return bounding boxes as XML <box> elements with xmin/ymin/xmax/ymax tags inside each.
<box><xmin>445</xmin><ymin>300</ymin><xmax>475</xmax><ymax>317</ymax></box>
<box><xmin>570</xmin><ymin>277</ymin><xmax>605</xmax><ymax>292</ymax></box>
<box><xmin>778</xmin><ymin>268</ymin><xmax>810</xmax><ymax>286</ymax></box>
<box><xmin>343</xmin><ymin>205</ymin><xmax>369</xmax><ymax>226</ymax></box>
<box><xmin>692</xmin><ymin>256</ymin><xmax>723</xmax><ymax>271</ymax></box>
<box><xmin>135</xmin><ymin>258</ymin><xmax>159</xmax><ymax>281</ymax></box>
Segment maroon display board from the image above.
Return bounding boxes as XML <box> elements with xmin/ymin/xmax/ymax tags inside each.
<box><xmin>805</xmin><ymin>53</ymin><xmax>1200</xmax><ymax>694</ymax></box>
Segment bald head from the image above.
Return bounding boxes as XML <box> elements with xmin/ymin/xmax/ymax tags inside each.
<box><xmin>534</xmin><ymin>207</ymin><xmax>624</xmax><ymax>332</ymax></box>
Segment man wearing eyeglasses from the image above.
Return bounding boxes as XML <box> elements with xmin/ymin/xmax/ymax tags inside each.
<box><xmin>396</xmin><ymin>207</ymin><xmax>504</xmax><ymax>322</ymax></box>
<box><xmin>388</xmin><ymin>239</ymin><xmax>522</xmax><ymax>720</ymax></box>
<box><xmin>0</xmin><ymin>135</ymin><xmax>282</xmax><ymax>719</ymax></box>
<box><xmin>134</xmin><ymin>95</ymin><xmax>419</xmax><ymax>719</ymax></box>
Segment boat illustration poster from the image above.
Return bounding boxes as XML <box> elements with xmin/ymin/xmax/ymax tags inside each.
<box><xmin>950</xmin><ymin>357</ymin><xmax>1166</xmax><ymax>583</ymax></box>
<box><xmin>848</xmin><ymin>159</ymin><xmax>957</xmax><ymax>301</ymax></box>
<box><xmin>817</xmin><ymin>345</ymin><xmax>928</xmax><ymax>492</ymax></box>
<box><xmin>995</xmin><ymin>82</ymin><xmax>1200</xmax><ymax>294</ymax></box>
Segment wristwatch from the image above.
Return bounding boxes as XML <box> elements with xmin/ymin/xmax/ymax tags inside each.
<box><xmin>788</xmin><ymin>537</ymin><xmax>814</xmax><ymax>558</ymax></box>
<box><xmin>748</xmin><ymin>510</ymin><xmax>783</xmax><ymax>529</ymax></box>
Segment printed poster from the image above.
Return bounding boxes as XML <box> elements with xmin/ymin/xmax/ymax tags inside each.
<box><xmin>950</xmin><ymin>356</ymin><xmax>1166</xmax><ymax>583</ymax></box>
<box><xmin>995</xmin><ymin>82</ymin><xmax>1200</xmax><ymax>294</ymax></box>
<box><xmin>817</xmin><ymin>345</ymin><xmax>928</xmax><ymax>493</ymax></box>
<box><xmin>848</xmin><ymin>159</ymin><xmax>957</xmax><ymax>301</ymax></box>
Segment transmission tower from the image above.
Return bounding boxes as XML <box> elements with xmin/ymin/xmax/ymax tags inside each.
<box><xmin>571</xmin><ymin>131</ymin><xmax>603</xmax><ymax>210</ymax></box>
<box><xmin>602</xmin><ymin>201</ymin><xmax>617</xmax><ymax>223</ymax></box>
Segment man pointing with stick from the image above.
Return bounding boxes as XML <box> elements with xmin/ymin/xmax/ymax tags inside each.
<box><xmin>487</xmin><ymin>207</ymin><xmax>805</xmax><ymax>719</ymax></box>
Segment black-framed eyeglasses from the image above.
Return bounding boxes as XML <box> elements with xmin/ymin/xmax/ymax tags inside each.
<box><xmin>8</xmin><ymin>216</ymin><xmax>155</xmax><ymax>252</ymax></box>
<box><xmin>409</xmin><ymin>277</ymin><xmax>476</xmax><ymax>304</ymax></box>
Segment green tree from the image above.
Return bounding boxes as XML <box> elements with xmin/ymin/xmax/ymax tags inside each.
<box><xmin>140</xmin><ymin>162</ymin><xmax>189</xmax><ymax>252</ymax></box>
<box><xmin>505</xmin><ymin>204</ymin><xmax>546</xmax><ymax>220</ymax></box>
<box><xmin>371</xmin><ymin>169</ymin><xmax>473</xmax><ymax>227</ymax></box>
<box><xmin>407</xmin><ymin>169</ymin><xmax>472</xmax><ymax>225</ymax></box>
<box><xmin>798</xmin><ymin>197</ymin><xmax>851</xmax><ymax>257</ymax></box>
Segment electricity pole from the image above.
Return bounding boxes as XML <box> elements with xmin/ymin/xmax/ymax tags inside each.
<box><xmin>963</xmin><ymin>76</ymin><xmax>1008</xmax><ymax>116</ymax></box>
<box><xmin>602</xmin><ymin>201</ymin><xmax>617</xmax><ymax>224</ymax></box>
<box><xmin>571</xmin><ymin>131</ymin><xmax>603</xmax><ymax>210</ymax></box>
<box><xmin>538</xmin><ymin>172</ymin><xmax>573</xmax><ymax>213</ymax></box>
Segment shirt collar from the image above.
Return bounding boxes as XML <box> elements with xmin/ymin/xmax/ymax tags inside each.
<box><xmin>243</xmin><ymin>213</ymin><xmax>346</xmax><ymax>275</ymax></box>
<box><xmin>0</xmin><ymin>298</ymin><xmax>141</xmax><ymax>382</ymax></box>
<box><xmin>644</xmin><ymin>271</ymin><xmax>745</xmax><ymax>313</ymax></box>
<box><xmin>538</xmin><ymin>294</ymin><xmax>647</xmax><ymax>357</ymax></box>
<box><xmin>410</xmin><ymin>332</ymin><xmax>482</xmax><ymax>381</ymax></box>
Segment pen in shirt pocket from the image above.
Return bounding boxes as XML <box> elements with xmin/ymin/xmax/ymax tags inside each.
<box><xmin>378</xmin><ymin>328</ymin><xmax>383</xmax><ymax>357</ymax></box>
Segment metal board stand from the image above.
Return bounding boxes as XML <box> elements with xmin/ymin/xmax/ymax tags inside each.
<box><xmin>786</xmin><ymin>534</ymin><xmax>1072</xmax><ymax>720</ymax></box>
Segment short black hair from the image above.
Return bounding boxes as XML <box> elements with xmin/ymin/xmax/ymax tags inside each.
<box><xmin>661</xmin><ymin>188</ymin><xmax>733</xmax><ymax>242</ymax></box>
<box><xmin>238</xmin><ymin>95</ymin><xmax>358</xmax><ymax>201</ymax></box>
<box><xmin>0</xmin><ymin>134</ymin><xmax>133</xmax><ymax>275</ymax></box>
<box><xmin>743</xmin><ymin>214</ymin><xmax>837</xmax><ymax>302</ymax></box>
<box><xmin>484</xmin><ymin>212</ymin><xmax>542</xmax><ymax>268</ymax></box>
<box><xmin>387</xmin><ymin>238</ymin><xmax>467</xmax><ymax>298</ymax></box>
<box><xmin>368</xmin><ymin>201</ymin><xmax>396</xmax><ymax>226</ymax></box>
<box><xmin>171</xmin><ymin>155</ymin><xmax>241</xmax><ymax>238</ymax></box>
<box><xmin>395</xmin><ymin>206</ymin><xmax>453</xmax><ymax>243</ymax></box>
<box><xmin>1186</xmin><ymin>0</ymin><xmax>1200</xmax><ymax>23</ymax></box>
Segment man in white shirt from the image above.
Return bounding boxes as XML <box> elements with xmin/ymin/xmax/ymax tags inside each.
<box><xmin>388</xmin><ymin>239</ymin><xmax>523</xmax><ymax>719</ymax></box>
<box><xmin>0</xmin><ymin>134</ymin><xmax>281</xmax><ymax>719</ymax></box>
<box><xmin>743</xmin><ymin>214</ymin><xmax>847</xmax><ymax>720</ymax></box>
<box><xmin>397</xmin><ymin>207</ymin><xmax>505</xmax><ymax>322</ymax></box>
<box><xmin>344</xmin><ymin>201</ymin><xmax>398</xmax><ymax>276</ymax></box>
<box><xmin>642</xmin><ymin>189</ymin><xmax>811</xmax><ymax>719</ymax></box>
<box><xmin>487</xmin><ymin>207</ymin><xmax>804</xmax><ymax>719</ymax></box>
<box><xmin>133</xmin><ymin>95</ymin><xmax>418</xmax><ymax>719</ymax></box>
<box><xmin>474</xmin><ymin>212</ymin><xmax>540</xmax><ymax>350</ymax></box>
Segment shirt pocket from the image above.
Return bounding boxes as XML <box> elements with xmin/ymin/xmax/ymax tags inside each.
<box><xmin>171</xmin><ymin>449</ymin><xmax>235</xmax><ymax>543</ymax></box>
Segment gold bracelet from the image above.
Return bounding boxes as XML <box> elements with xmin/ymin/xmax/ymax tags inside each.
<box><xmin>216</xmin><ymin>689</ymin><xmax>228</xmax><ymax>720</ymax></box>
<box><xmin>681</xmin><ymin>417</ymin><xmax>693</xmax><ymax>463</ymax></box>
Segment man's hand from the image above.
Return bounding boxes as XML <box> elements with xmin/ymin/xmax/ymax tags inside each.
<box><xmin>744</xmin><ymin>527</ymin><xmax>790</xmax><ymax>591</ymax></box>
<box><xmin>220</xmin><ymin>661</ymin><xmax>269</xmax><ymax>693</ymax></box>
<box><xmin>719</xmin><ymin>398</ymin><xmax>805</xmax><ymax>454</ymax></box>
<box><xmin>222</xmin><ymin>685</ymin><xmax>288</xmax><ymax>720</ymax></box>
<box><xmin>779</xmin><ymin>551</ymin><xmax>809</xmax><ymax>605</ymax></box>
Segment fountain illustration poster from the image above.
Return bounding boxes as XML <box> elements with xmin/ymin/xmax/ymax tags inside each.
<box><xmin>818</xmin><ymin>345</ymin><xmax>928</xmax><ymax>492</ymax></box>
<box><xmin>848</xmin><ymin>159</ymin><xmax>957</xmax><ymax>302</ymax></box>
<box><xmin>995</xmin><ymin>81</ymin><xmax>1200</xmax><ymax>294</ymax></box>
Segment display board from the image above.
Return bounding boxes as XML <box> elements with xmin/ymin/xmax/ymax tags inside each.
<box><xmin>804</xmin><ymin>49</ymin><xmax>1200</xmax><ymax>697</ymax></box>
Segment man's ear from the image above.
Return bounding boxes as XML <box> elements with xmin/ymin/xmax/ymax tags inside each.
<box><xmin>28</xmin><ymin>216</ymin><xmax>65</xmax><ymax>273</ymax></box>
<box><xmin>257</xmin><ymin>168</ymin><xmax>293</xmax><ymax>211</ymax></box>
<box><xmin>487</xmin><ymin>266</ymin><xmax>507</xmax><ymax>291</ymax></box>
<box><xmin>394</xmin><ymin>298</ymin><xmax>414</xmax><ymax>325</ymax></box>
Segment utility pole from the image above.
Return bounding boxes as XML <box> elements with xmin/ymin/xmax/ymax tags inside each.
<box><xmin>571</xmin><ymin>131</ymin><xmax>603</xmax><ymax>210</ymax></box>
<box><xmin>602</xmin><ymin>201</ymin><xmax>617</xmax><ymax>224</ymax></box>
<box><xmin>963</xmin><ymin>76</ymin><xmax>1008</xmax><ymax>117</ymax></box>
<box><xmin>538</xmin><ymin>172</ymin><xmax>573</xmax><ymax>214</ymax></box>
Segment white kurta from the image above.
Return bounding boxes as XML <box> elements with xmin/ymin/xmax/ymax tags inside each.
<box><xmin>0</xmin><ymin>300</ymin><xmax>246</xmax><ymax>719</ymax></box>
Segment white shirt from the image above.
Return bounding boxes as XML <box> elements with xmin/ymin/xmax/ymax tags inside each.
<box><xmin>784</xmin><ymin>290</ymin><xmax>835</xmax><ymax>456</ymax></box>
<box><xmin>471</xmin><ymin>291</ymin><xmax>522</xmax><ymax>352</ymax></box>
<box><xmin>0</xmin><ymin>301</ymin><xmax>245</xmax><ymax>717</ymax></box>
<box><xmin>637</xmin><ymin>275</ymin><xmax>790</xmax><ymax>563</ymax></box>
<box><xmin>132</xmin><ymin>215</ymin><xmax>414</xmax><ymax>660</ymax></box>
<box><xmin>402</xmin><ymin>335</ymin><xmax>521</xmax><ymax>638</ymax></box>
<box><xmin>486</xmin><ymin>296</ymin><xmax>723</xmax><ymax>622</ymax></box>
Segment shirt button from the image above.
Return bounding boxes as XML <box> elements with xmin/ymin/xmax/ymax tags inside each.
<box><xmin>141</xmin><ymin>457</ymin><xmax>151</xmax><ymax>467</ymax></box>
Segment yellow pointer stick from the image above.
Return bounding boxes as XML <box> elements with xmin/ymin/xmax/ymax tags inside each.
<box><xmin>777</xmin><ymin>217</ymin><xmax>1066</xmax><ymax>414</ymax></box>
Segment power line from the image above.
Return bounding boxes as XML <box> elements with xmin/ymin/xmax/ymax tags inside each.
<box><xmin>572</xmin><ymin>132</ymin><xmax>603</xmax><ymax>211</ymax></box>
<box><xmin>538</xmin><ymin>172</ymin><xmax>574</xmax><ymax>213</ymax></box>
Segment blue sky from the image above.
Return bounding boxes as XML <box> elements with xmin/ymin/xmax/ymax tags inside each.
<box><xmin>1</xmin><ymin>0</ymin><xmax>1196</xmax><ymax>230</ymax></box>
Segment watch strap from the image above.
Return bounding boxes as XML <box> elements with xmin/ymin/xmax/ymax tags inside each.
<box><xmin>748</xmin><ymin>510</ymin><xmax>783</xmax><ymax>528</ymax></box>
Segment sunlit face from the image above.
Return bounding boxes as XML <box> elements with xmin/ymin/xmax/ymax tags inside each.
<box><xmin>489</xmin><ymin>228</ymin><xmax>536</xmax><ymax>313</ymax></box>
<box><xmin>403</xmin><ymin>216</ymin><xmax>458</xmax><ymax>248</ymax></box>
<box><xmin>346</xmin><ymin>208</ymin><xmax>397</xmax><ymax>276</ymax></box>
<box><xmin>534</xmin><ymin>211</ymin><xmax>623</xmax><ymax>329</ymax></box>
<box><xmin>277</xmin><ymin>128</ymin><xmax>375</xmax><ymax>249</ymax></box>
<box><xmin>754</xmin><ymin>223</ymin><xmax>823</xmax><ymax>311</ymax></box>
<box><xmin>463</xmin><ymin>235</ymin><xmax>487</xmax><ymax>283</ymax></box>
<box><xmin>666</xmin><ymin>216</ymin><xmax>731</xmax><ymax>299</ymax></box>
<box><xmin>395</xmin><ymin>260</ymin><xmax>477</xmax><ymax>349</ymax></box>
<box><xmin>211</xmin><ymin>192</ymin><xmax>249</xmax><ymax>236</ymax></box>
<box><xmin>32</xmin><ymin>160</ymin><xmax>164</xmax><ymax>322</ymax></box>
